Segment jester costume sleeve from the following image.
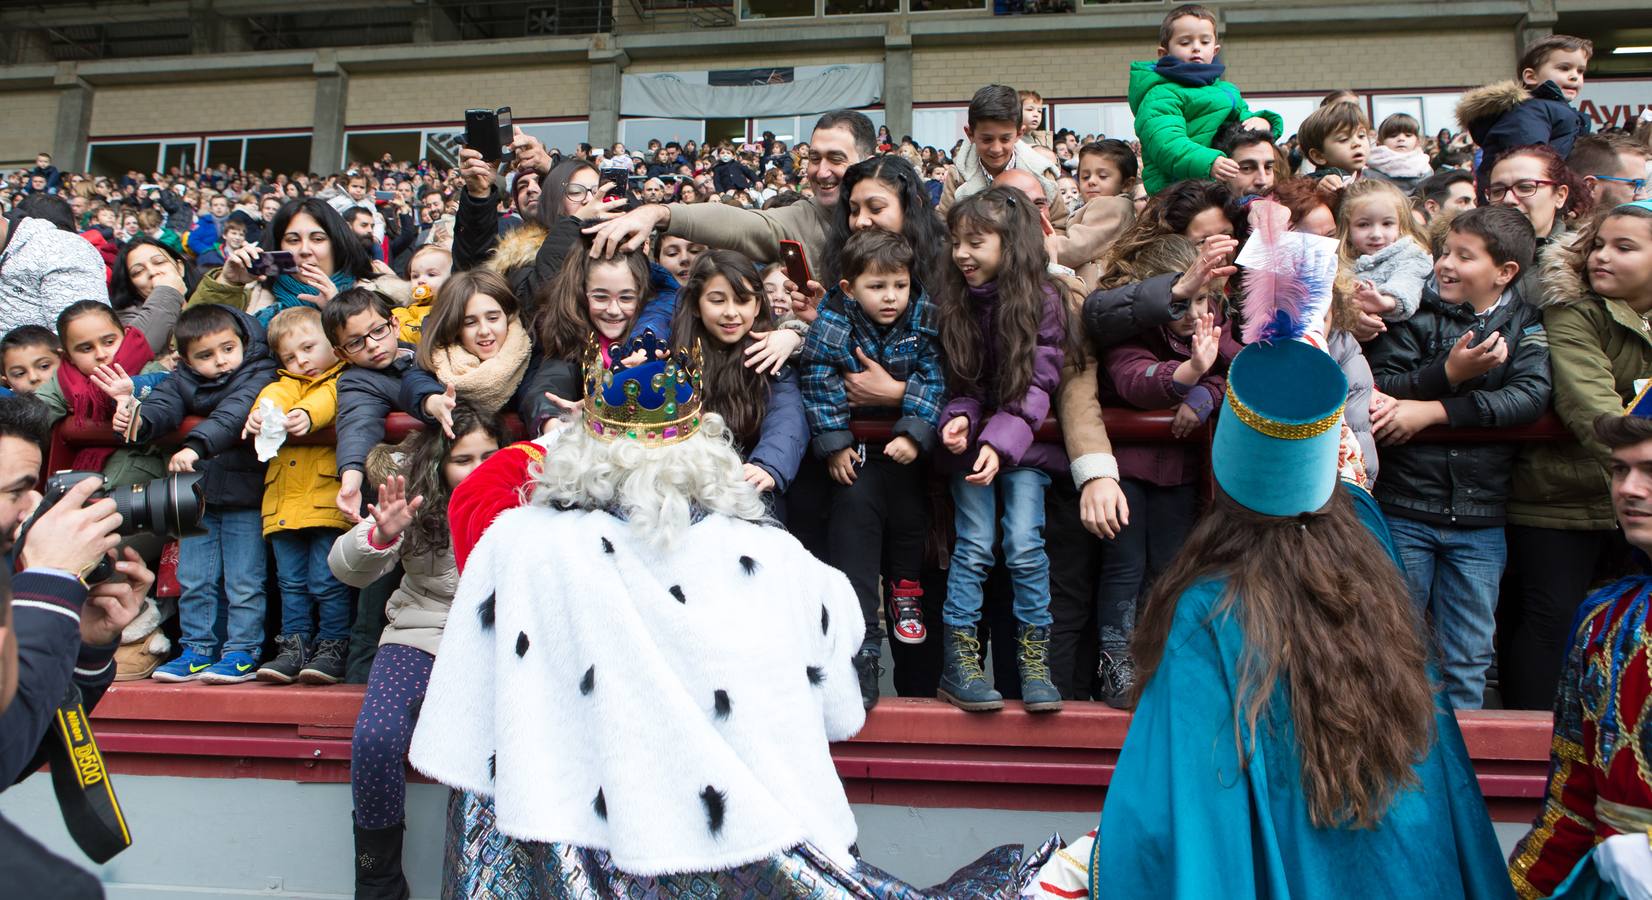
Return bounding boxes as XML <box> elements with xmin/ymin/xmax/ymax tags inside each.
<box><xmin>1508</xmin><ymin>576</ymin><xmax>1652</xmax><ymax>899</ymax></box>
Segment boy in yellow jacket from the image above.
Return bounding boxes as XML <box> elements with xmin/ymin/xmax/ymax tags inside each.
<box><xmin>246</xmin><ymin>306</ymin><xmax>356</xmax><ymax>685</ymax></box>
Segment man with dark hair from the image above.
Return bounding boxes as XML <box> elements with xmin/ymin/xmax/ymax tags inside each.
<box><xmin>1508</xmin><ymin>409</ymin><xmax>1652</xmax><ymax>898</ymax></box>
<box><xmin>0</xmin><ymin>194</ymin><xmax>108</xmax><ymax>336</ymax></box>
<box><xmin>1213</xmin><ymin>124</ymin><xmax>1279</xmax><ymax>198</ymax></box>
<box><xmin>1569</xmin><ymin>132</ymin><xmax>1650</xmax><ymax>208</ymax></box>
<box><xmin>586</xmin><ymin>109</ymin><xmax>876</xmax><ymax>266</ymax></box>
<box><xmin>0</xmin><ymin>393</ymin><xmax>156</xmax><ymax>897</ymax></box>
<box><xmin>1413</xmin><ymin>169</ymin><xmax>1477</xmax><ymax>223</ymax></box>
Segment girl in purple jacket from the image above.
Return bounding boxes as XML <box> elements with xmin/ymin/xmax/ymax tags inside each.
<box><xmin>935</xmin><ymin>186</ymin><xmax>1069</xmax><ymax>714</ymax></box>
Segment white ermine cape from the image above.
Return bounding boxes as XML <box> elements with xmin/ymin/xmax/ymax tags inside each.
<box><xmin>409</xmin><ymin>505</ymin><xmax>868</xmax><ymax>877</ymax></box>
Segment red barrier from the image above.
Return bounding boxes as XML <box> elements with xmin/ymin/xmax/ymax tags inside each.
<box><xmin>86</xmin><ymin>681</ymin><xmax>1552</xmax><ymax>820</ymax></box>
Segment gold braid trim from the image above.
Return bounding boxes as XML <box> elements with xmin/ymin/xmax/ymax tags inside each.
<box><xmin>1224</xmin><ymin>385</ymin><xmax>1345</xmax><ymax>441</ymax></box>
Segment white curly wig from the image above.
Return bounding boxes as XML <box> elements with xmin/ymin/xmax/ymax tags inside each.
<box><xmin>527</xmin><ymin>411</ymin><xmax>771</xmax><ymax>550</ymax></box>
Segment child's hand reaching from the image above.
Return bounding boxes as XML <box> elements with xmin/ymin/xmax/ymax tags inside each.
<box><xmin>885</xmin><ymin>435</ymin><xmax>919</xmax><ymax>465</ymax></box>
<box><xmin>1170</xmin><ymin>402</ymin><xmax>1202</xmax><ymax>439</ymax></box>
<box><xmin>366</xmin><ymin>475</ymin><xmax>425</xmax><ymax>546</ymax></box>
<box><xmin>1210</xmin><ymin>156</ymin><xmax>1242</xmax><ymax>182</ymax></box>
<box><xmin>1353</xmin><ymin>280</ymin><xmax>1397</xmax><ymax>315</ymax></box>
<box><xmin>336</xmin><ymin>470</ymin><xmax>365</xmax><ymax>522</ymax></box>
<box><xmin>167</xmin><ymin>447</ymin><xmax>199</xmax><ymax>473</ymax></box>
<box><xmin>1445</xmin><ymin>329</ymin><xmax>1508</xmax><ymax>386</ymax></box>
<box><xmin>112</xmin><ymin>398</ymin><xmax>135</xmax><ymax>436</ymax></box>
<box><xmin>827</xmin><ymin>446</ymin><xmax>861</xmax><ymax>486</ymax></box>
<box><xmin>1172</xmin><ymin>236</ymin><xmax>1239</xmax><ymax>301</ymax></box>
<box><xmin>1173</xmin><ymin>313</ymin><xmax>1220</xmax><ymax>386</ymax></box>
<box><xmin>285</xmin><ymin>409</ymin><xmax>312</xmax><ymax>436</ymax></box>
<box><xmin>741</xmin><ymin>463</ymin><xmax>776</xmax><ymax>493</ymax></box>
<box><xmin>424</xmin><ymin>383</ymin><xmax>458</xmax><ymax>439</ymax></box>
<box><xmin>743</xmin><ymin>329</ymin><xmax>801</xmax><ymax>375</ymax></box>
<box><xmin>90</xmin><ymin>364</ymin><xmax>134</xmax><ymax>400</ymax></box>
<box><xmin>964</xmin><ymin>444</ymin><xmax>1000</xmax><ymax>486</ymax></box>
<box><xmin>940</xmin><ymin>416</ymin><xmax>970</xmax><ymax>455</ymax></box>
<box><xmin>1240</xmin><ymin>116</ymin><xmax>1272</xmax><ymax>133</ymax></box>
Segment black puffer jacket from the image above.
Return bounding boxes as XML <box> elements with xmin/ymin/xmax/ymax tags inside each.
<box><xmin>336</xmin><ymin>345</ymin><xmax>419</xmax><ymax>477</ymax></box>
<box><xmin>1366</xmin><ymin>283</ymin><xmax>1552</xmax><ymax>526</ymax></box>
<box><xmin>1081</xmin><ymin>272</ymin><xmax>1189</xmax><ymax>352</ymax></box>
<box><xmin>1457</xmin><ymin>79</ymin><xmax>1590</xmax><ymax>202</ymax></box>
<box><xmin>134</xmin><ymin>306</ymin><xmax>278</xmax><ymax>509</ymax></box>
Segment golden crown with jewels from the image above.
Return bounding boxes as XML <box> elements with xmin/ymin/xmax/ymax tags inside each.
<box><xmin>581</xmin><ymin>330</ymin><xmax>703</xmax><ymax>445</ymax></box>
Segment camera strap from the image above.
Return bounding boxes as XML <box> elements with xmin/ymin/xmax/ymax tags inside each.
<box><xmin>45</xmin><ymin>682</ymin><xmax>131</xmax><ymax>863</ymax></box>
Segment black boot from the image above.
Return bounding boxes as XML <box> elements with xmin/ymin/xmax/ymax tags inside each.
<box><xmin>299</xmin><ymin>638</ymin><xmax>348</xmax><ymax>685</ymax></box>
<box><xmin>256</xmin><ymin>634</ymin><xmax>308</xmax><ymax>684</ymax></box>
<box><xmin>853</xmin><ymin>649</ymin><xmax>882</xmax><ymax>711</ymax></box>
<box><xmin>938</xmin><ymin>625</ymin><xmax>1003</xmax><ymax>712</ymax></box>
<box><xmin>1096</xmin><ymin>650</ymin><xmax>1136</xmax><ymax>710</ymax></box>
<box><xmin>354</xmin><ymin>821</ymin><xmax>410</xmax><ymax>900</ymax></box>
<box><xmin>1017</xmin><ymin>624</ymin><xmax>1063</xmax><ymax>713</ymax></box>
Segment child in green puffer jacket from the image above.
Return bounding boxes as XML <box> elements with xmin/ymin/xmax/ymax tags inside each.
<box><xmin>1129</xmin><ymin>4</ymin><xmax>1283</xmax><ymax>194</ymax></box>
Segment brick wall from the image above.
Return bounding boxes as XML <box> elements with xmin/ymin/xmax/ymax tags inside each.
<box><xmin>345</xmin><ymin>65</ymin><xmax>590</xmax><ymax>125</ymax></box>
<box><xmin>90</xmin><ymin>78</ymin><xmax>316</xmax><ymax>136</ymax></box>
<box><xmin>0</xmin><ymin>90</ymin><xmax>60</xmax><ymax>163</ymax></box>
<box><xmin>913</xmin><ymin>28</ymin><xmax>1516</xmax><ymax>103</ymax></box>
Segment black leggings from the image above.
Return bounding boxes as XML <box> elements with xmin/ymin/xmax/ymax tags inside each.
<box><xmin>827</xmin><ymin>454</ymin><xmax>928</xmax><ymax>650</ymax></box>
<box><xmin>1497</xmin><ymin>525</ymin><xmax>1627</xmax><ymax>710</ymax></box>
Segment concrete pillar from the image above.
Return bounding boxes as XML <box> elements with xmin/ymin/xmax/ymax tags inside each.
<box><xmin>309</xmin><ymin>52</ymin><xmax>349</xmax><ymax>175</ymax></box>
<box><xmin>412</xmin><ymin>5</ymin><xmax>461</xmax><ymax>44</ymax></box>
<box><xmin>52</xmin><ymin>64</ymin><xmax>93</xmax><ymax>173</ymax></box>
<box><xmin>588</xmin><ymin>38</ymin><xmax>628</xmax><ymax>150</ymax></box>
<box><xmin>883</xmin><ymin>30</ymin><xmax>913</xmax><ymax>143</ymax></box>
<box><xmin>7</xmin><ymin>28</ymin><xmax>53</xmax><ymax>65</ymax></box>
<box><xmin>1517</xmin><ymin>0</ymin><xmax>1557</xmax><ymax>60</ymax></box>
<box><xmin>189</xmin><ymin>1</ymin><xmax>254</xmax><ymax>55</ymax></box>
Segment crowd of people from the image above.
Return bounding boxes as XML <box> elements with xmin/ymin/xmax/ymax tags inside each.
<box><xmin>4</xmin><ymin>3</ymin><xmax>1652</xmax><ymax>895</ymax></box>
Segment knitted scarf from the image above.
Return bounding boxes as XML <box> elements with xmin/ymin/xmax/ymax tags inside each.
<box><xmin>1154</xmin><ymin>56</ymin><xmax>1226</xmax><ymax>88</ymax></box>
<box><xmin>426</xmin><ymin>318</ymin><xmax>533</xmax><ymax>415</ymax></box>
<box><xmin>259</xmin><ymin>270</ymin><xmax>357</xmax><ymax>326</ymax></box>
<box><xmin>1367</xmin><ymin>145</ymin><xmax>1435</xmax><ymax>179</ymax></box>
<box><xmin>57</xmin><ymin>326</ymin><xmax>155</xmax><ymax>470</ymax></box>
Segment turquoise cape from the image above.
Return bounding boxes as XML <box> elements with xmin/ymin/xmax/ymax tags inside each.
<box><xmin>1088</xmin><ymin>487</ymin><xmax>1516</xmax><ymax>900</ymax></box>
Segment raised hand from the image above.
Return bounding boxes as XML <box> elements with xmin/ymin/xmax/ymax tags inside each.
<box><xmin>1173</xmin><ymin>235</ymin><xmax>1239</xmax><ymax>301</ymax></box>
<box><xmin>91</xmin><ymin>363</ymin><xmax>134</xmax><ymax>400</ymax></box>
<box><xmin>366</xmin><ymin>475</ymin><xmax>425</xmax><ymax>546</ymax></box>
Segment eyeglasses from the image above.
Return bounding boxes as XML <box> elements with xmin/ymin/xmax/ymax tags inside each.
<box><xmin>340</xmin><ymin>322</ymin><xmax>393</xmax><ymax>354</ymax></box>
<box><xmin>564</xmin><ymin>184</ymin><xmax>597</xmax><ymax>202</ymax></box>
<box><xmin>1597</xmin><ymin>175</ymin><xmax>1651</xmax><ymax>198</ymax></box>
<box><xmin>1486</xmin><ymin>179</ymin><xmax>1559</xmax><ymax>201</ymax></box>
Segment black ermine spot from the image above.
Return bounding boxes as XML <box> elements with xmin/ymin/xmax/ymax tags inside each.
<box><xmin>593</xmin><ymin>788</ymin><xmax>607</xmax><ymax>820</ymax></box>
<box><xmin>806</xmin><ymin>665</ymin><xmax>824</xmax><ymax>686</ymax></box>
<box><xmin>713</xmin><ymin>690</ymin><xmax>731</xmax><ymax>719</ymax></box>
<box><xmin>820</xmin><ymin>605</ymin><xmax>829</xmax><ymax>635</ymax></box>
<box><xmin>601</xmin><ymin>537</ymin><xmax>615</xmax><ymax>554</ymax></box>
<box><xmin>670</xmin><ymin>585</ymin><xmax>687</xmax><ymax>604</ymax></box>
<box><xmin>515</xmin><ymin>631</ymin><xmax>529</xmax><ymax>657</ymax></box>
<box><xmin>580</xmin><ymin>665</ymin><xmax>595</xmax><ymax>695</ymax></box>
<box><xmin>478</xmin><ymin>593</ymin><xmax>496</xmax><ymax>629</ymax></box>
<box><xmin>700</xmin><ymin>786</ymin><xmax>726</xmax><ymax>836</ymax></box>
<box><xmin>739</xmin><ymin>556</ymin><xmax>758</xmax><ymax>575</ymax></box>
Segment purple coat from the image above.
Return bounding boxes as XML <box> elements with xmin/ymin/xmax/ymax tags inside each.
<box><xmin>941</xmin><ymin>281</ymin><xmax>1069</xmax><ymax>475</ymax></box>
<box><xmin>1100</xmin><ymin>304</ymin><xmax>1239</xmax><ymax>487</ymax></box>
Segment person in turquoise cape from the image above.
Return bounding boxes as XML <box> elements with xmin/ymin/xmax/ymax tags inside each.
<box><xmin>1076</xmin><ymin>333</ymin><xmax>1516</xmax><ymax>900</ymax></box>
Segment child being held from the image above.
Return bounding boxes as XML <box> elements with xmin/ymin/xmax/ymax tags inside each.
<box><xmin>1366</xmin><ymin>113</ymin><xmax>1434</xmax><ymax>191</ymax></box>
<box><xmin>800</xmin><ymin>229</ymin><xmax>946</xmax><ymax>710</ymax></box>
<box><xmin>394</xmin><ymin>244</ymin><xmax>453</xmax><ymax>343</ymax></box>
<box><xmin>2</xmin><ymin>325</ymin><xmax>60</xmax><ymax>394</ymax></box>
<box><xmin>1299</xmin><ymin>101</ymin><xmax>1372</xmax><ymax>190</ymax></box>
<box><xmin>1128</xmin><ymin>3</ymin><xmax>1283</xmax><ymax>194</ymax></box>
<box><xmin>1365</xmin><ymin>206</ymin><xmax>1551</xmax><ymax>711</ymax></box>
<box><xmin>1338</xmin><ymin>180</ymin><xmax>1435</xmax><ymax>324</ymax></box>
<box><xmin>1076</xmin><ymin>140</ymin><xmax>1138</xmax><ymax>205</ymax></box>
<box><xmin>1456</xmin><ymin>35</ymin><xmax>1593</xmax><ymax>202</ymax></box>
<box><xmin>246</xmin><ymin>306</ymin><xmax>356</xmax><ymax>686</ymax></box>
<box><xmin>122</xmin><ymin>303</ymin><xmax>279</xmax><ymax>685</ymax></box>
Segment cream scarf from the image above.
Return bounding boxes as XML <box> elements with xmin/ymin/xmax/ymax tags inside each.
<box><xmin>428</xmin><ymin>317</ymin><xmax>532</xmax><ymax>414</ymax></box>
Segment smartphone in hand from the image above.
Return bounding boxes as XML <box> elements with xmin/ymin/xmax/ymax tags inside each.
<box><xmin>249</xmin><ymin>250</ymin><xmax>300</xmax><ymax>277</ymax></box>
<box><xmin>464</xmin><ymin>106</ymin><xmax>515</xmax><ymax>163</ymax></box>
<box><xmin>779</xmin><ymin>240</ymin><xmax>811</xmax><ymax>288</ymax></box>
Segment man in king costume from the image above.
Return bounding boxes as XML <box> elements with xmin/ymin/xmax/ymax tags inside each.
<box><xmin>412</xmin><ymin>332</ymin><xmax>1050</xmax><ymax>897</ymax></box>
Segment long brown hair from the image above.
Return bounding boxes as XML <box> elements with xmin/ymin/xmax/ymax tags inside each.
<box><xmin>532</xmin><ymin>242</ymin><xmax>654</xmax><ymax>361</ymax></box>
<box><xmin>414</xmin><ymin>269</ymin><xmax>521</xmax><ymax>370</ymax></box>
<box><xmin>1097</xmin><ymin>180</ymin><xmax>1236</xmax><ymax>291</ymax></box>
<box><xmin>670</xmin><ymin>250</ymin><xmax>773</xmax><ymax>447</ymax></box>
<box><xmin>938</xmin><ymin>187</ymin><xmax>1057</xmax><ymax>407</ymax></box>
<box><xmin>1130</xmin><ymin>488</ymin><xmax>1435</xmax><ymax>829</ymax></box>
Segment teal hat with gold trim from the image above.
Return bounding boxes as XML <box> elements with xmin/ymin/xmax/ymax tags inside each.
<box><xmin>1212</xmin><ymin>340</ymin><xmax>1347</xmax><ymax>516</ymax></box>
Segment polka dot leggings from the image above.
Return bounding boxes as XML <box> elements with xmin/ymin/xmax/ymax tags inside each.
<box><xmin>351</xmin><ymin>642</ymin><xmax>434</xmax><ymax>830</ymax></box>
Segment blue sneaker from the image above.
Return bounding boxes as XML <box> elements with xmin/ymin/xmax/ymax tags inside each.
<box><xmin>197</xmin><ymin>651</ymin><xmax>259</xmax><ymax>685</ymax></box>
<box><xmin>152</xmin><ymin>648</ymin><xmax>217</xmax><ymax>683</ymax></box>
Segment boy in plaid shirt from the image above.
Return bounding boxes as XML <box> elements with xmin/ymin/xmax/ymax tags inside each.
<box><xmin>801</xmin><ymin>229</ymin><xmax>945</xmax><ymax>710</ymax></box>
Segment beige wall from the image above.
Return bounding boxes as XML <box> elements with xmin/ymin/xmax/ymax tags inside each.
<box><xmin>90</xmin><ymin>78</ymin><xmax>316</xmax><ymax>136</ymax></box>
<box><xmin>913</xmin><ymin>28</ymin><xmax>1516</xmax><ymax>103</ymax></box>
<box><xmin>0</xmin><ymin>90</ymin><xmax>60</xmax><ymax>163</ymax></box>
<box><xmin>345</xmin><ymin>65</ymin><xmax>589</xmax><ymax>125</ymax></box>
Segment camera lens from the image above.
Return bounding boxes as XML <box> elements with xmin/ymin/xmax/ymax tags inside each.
<box><xmin>106</xmin><ymin>473</ymin><xmax>205</xmax><ymax>539</ymax></box>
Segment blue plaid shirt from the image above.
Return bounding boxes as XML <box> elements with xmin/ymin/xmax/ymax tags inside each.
<box><xmin>800</xmin><ymin>285</ymin><xmax>946</xmax><ymax>457</ymax></box>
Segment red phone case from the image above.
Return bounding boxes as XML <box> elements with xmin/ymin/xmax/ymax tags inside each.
<box><xmin>780</xmin><ymin>240</ymin><xmax>811</xmax><ymax>286</ymax></box>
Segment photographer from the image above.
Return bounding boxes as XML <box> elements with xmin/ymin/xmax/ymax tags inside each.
<box><xmin>0</xmin><ymin>396</ymin><xmax>153</xmax><ymax>897</ymax></box>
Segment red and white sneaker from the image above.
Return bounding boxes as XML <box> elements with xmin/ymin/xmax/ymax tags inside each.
<box><xmin>888</xmin><ymin>579</ymin><xmax>927</xmax><ymax>645</ymax></box>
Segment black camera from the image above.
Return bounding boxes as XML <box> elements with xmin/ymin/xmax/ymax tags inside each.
<box><xmin>19</xmin><ymin>471</ymin><xmax>206</xmax><ymax>584</ymax></box>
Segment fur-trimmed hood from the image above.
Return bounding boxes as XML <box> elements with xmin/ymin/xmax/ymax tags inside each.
<box><xmin>1456</xmin><ymin>80</ymin><xmax>1531</xmax><ymax>132</ymax></box>
<box><xmin>485</xmin><ymin>222</ymin><xmax>549</xmax><ymax>276</ymax></box>
<box><xmin>1535</xmin><ymin>234</ymin><xmax>1594</xmax><ymax>309</ymax></box>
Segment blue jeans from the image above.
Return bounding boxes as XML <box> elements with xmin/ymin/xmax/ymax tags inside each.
<box><xmin>178</xmin><ymin>507</ymin><xmax>268</xmax><ymax>658</ymax></box>
<box><xmin>1387</xmin><ymin>515</ymin><xmax>1506</xmax><ymax>710</ymax></box>
<box><xmin>944</xmin><ymin>468</ymin><xmax>1052</xmax><ymax>629</ymax></box>
<box><xmin>271</xmin><ymin>528</ymin><xmax>352</xmax><ymax>641</ymax></box>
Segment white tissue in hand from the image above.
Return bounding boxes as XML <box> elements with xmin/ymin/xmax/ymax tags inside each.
<box><xmin>255</xmin><ymin>397</ymin><xmax>288</xmax><ymax>462</ymax></box>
